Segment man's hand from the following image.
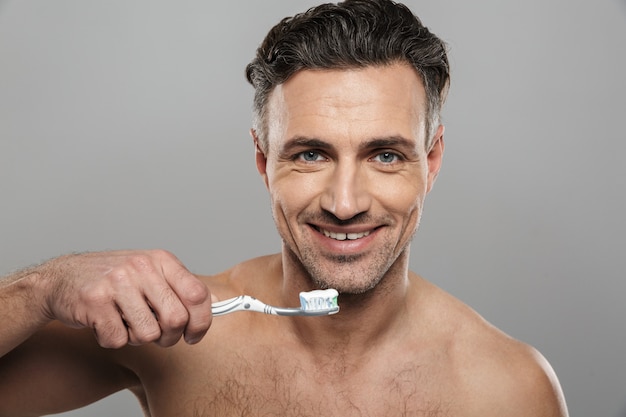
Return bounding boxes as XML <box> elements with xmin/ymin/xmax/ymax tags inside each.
<box><xmin>38</xmin><ymin>250</ymin><xmax>213</xmax><ymax>348</ymax></box>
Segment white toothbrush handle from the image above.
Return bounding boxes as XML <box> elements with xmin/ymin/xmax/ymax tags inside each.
<box><xmin>211</xmin><ymin>295</ymin><xmax>338</xmax><ymax>317</ymax></box>
<box><xmin>211</xmin><ymin>295</ymin><xmax>277</xmax><ymax>316</ymax></box>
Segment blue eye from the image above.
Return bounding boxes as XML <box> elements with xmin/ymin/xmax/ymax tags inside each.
<box><xmin>297</xmin><ymin>151</ymin><xmax>323</xmax><ymax>162</ymax></box>
<box><xmin>374</xmin><ymin>152</ymin><xmax>399</xmax><ymax>164</ymax></box>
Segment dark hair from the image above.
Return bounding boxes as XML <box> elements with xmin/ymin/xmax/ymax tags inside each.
<box><xmin>245</xmin><ymin>0</ymin><xmax>450</xmax><ymax>151</ymax></box>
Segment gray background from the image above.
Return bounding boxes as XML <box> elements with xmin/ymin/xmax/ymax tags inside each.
<box><xmin>1</xmin><ymin>1</ymin><xmax>624</xmax><ymax>416</ymax></box>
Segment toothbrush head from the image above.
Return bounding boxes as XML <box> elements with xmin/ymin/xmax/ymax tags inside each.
<box><xmin>298</xmin><ymin>289</ymin><xmax>340</xmax><ymax>315</ymax></box>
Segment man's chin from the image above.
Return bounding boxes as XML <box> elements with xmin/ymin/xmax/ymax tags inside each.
<box><xmin>308</xmin><ymin>271</ymin><xmax>381</xmax><ymax>295</ymax></box>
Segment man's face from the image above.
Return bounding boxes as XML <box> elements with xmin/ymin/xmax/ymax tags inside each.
<box><xmin>255</xmin><ymin>63</ymin><xmax>444</xmax><ymax>294</ymax></box>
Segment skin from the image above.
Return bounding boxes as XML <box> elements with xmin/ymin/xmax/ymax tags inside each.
<box><xmin>0</xmin><ymin>64</ymin><xmax>568</xmax><ymax>417</ymax></box>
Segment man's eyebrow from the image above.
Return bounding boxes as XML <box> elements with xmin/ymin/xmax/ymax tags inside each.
<box><xmin>359</xmin><ymin>136</ymin><xmax>419</xmax><ymax>154</ymax></box>
<box><xmin>279</xmin><ymin>135</ymin><xmax>419</xmax><ymax>155</ymax></box>
<box><xmin>280</xmin><ymin>136</ymin><xmax>334</xmax><ymax>153</ymax></box>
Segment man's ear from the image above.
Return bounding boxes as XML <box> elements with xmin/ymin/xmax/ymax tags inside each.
<box><xmin>251</xmin><ymin>129</ymin><xmax>269</xmax><ymax>189</ymax></box>
<box><xmin>426</xmin><ymin>124</ymin><xmax>445</xmax><ymax>193</ymax></box>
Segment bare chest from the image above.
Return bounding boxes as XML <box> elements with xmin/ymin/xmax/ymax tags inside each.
<box><xmin>140</xmin><ymin>343</ymin><xmax>457</xmax><ymax>417</ymax></box>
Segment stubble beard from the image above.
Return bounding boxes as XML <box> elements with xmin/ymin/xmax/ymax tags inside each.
<box><xmin>287</xmin><ymin>239</ymin><xmax>406</xmax><ymax>295</ymax></box>
<box><xmin>278</xmin><ymin>210</ymin><xmax>419</xmax><ymax>295</ymax></box>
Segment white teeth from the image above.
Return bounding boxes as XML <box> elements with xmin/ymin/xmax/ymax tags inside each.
<box><xmin>321</xmin><ymin>228</ymin><xmax>370</xmax><ymax>241</ymax></box>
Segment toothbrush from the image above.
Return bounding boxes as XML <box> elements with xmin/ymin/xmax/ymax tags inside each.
<box><xmin>211</xmin><ymin>288</ymin><xmax>339</xmax><ymax>317</ymax></box>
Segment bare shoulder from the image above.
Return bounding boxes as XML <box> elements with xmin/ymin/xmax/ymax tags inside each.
<box><xmin>415</xmin><ymin>276</ymin><xmax>569</xmax><ymax>417</ymax></box>
<box><xmin>196</xmin><ymin>253</ymin><xmax>282</xmax><ymax>299</ymax></box>
<box><xmin>461</xmin><ymin>333</ymin><xmax>569</xmax><ymax>417</ymax></box>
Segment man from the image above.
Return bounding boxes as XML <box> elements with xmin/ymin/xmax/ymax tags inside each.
<box><xmin>0</xmin><ymin>0</ymin><xmax>568</xmax><ymax>416</ymax></box>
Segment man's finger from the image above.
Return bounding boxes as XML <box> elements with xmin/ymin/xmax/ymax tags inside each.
<box><xmin>163</xmin><ymin>263</ymin><xmax>212</xmax><ymax>344</ymax></box>
<box><xmin>118</xmin><ymin>300</ymin><xmax>162</xmax><ymax>346</ymax></box>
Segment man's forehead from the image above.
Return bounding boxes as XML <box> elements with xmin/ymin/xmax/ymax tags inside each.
<box><xmin>265</xmin><ymin>64</ymin><xmax>427</xmax><ymax>145</ymax></box>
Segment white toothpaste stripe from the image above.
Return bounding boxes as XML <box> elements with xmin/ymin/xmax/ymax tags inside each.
<box><xmin>299</xmin><ymin>289</ymin><xmax>339</xmax><ymax>310</ymax></box>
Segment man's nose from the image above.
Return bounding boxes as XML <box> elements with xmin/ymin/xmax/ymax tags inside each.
<box><xmin>319</xmin><ymin>161</ymin><xmax>372</xmax><ymax>220</ymax></box>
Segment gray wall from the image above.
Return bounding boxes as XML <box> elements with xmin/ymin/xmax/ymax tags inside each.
<box><xmin>1</xmin><ymin>1</ymin><xmax>624</xmax><ymax>416</ymax></box>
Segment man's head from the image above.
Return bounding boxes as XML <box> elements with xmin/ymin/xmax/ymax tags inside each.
<box><xmin>248</xmin><ymin>0</ymin><xmax>449</xmax><ymax>294</ymax></box>
<box><xmin>253</xmin><ymin>64</ymin><xmax>445</xmax><ymax>294</ymax></box>
<box><xmin>245</xmin><ymin>0</ymin><xmax>449</xmax><ymax>153</ymax></box>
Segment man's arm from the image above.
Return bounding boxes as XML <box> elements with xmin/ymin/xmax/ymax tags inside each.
<box><xmin>0</xmin><ymin>250</ymin><xmax>214</xmax><ymax>415</ymax></box>
<box><xmin>0</xmin><ymin>266</ymin><xmax>53</xmax><ymax>357</ymax></box>
<box><xmin>0</xmin><ymin>322</ymin><xmax>143</xmax><ymax>416</ymax></box>
<box><xmin>529</xmin><ymin>349</ymin><xmax>569</xmax><ymax>417</ymax></box>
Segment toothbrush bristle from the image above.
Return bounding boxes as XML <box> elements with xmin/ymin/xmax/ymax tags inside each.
<box><xmin>299</xmin><ymin>289</ymin><xmax>339</xmax><ymax>311</ymax></box>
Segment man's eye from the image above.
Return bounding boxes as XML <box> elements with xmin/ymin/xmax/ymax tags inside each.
<box><xmin>296</xmin><ymin>151</ymin><xmax>324</xmax><ymax>162</ymax></box>
<box><xmin>373</xmin><ymin>152</ymin><xmax>400</xmax><ymax>164</ymax></box>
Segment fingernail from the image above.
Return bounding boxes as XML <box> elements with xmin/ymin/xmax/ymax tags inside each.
<box><xmin>185</xmin><ymin>335</ymin><xmax>200</xmax><ymax>345</ymax></box>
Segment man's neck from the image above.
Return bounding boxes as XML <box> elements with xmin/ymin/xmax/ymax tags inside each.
<box><xmin>279</xmin><ymin>250</ymin><xmax>414</xmax><ymax>358</ymax></box>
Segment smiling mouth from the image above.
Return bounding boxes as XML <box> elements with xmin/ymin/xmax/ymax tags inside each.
<box><xmin>317</xmin><ymin>227</ymin><xmax>371</xmax><ymax>241</ymax></box>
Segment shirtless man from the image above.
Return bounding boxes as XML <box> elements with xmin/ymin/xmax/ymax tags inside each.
<box><xmin>0</xmin><ymin>1</ymin><xmax>568</xmax><ymax>416</ymax></box>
